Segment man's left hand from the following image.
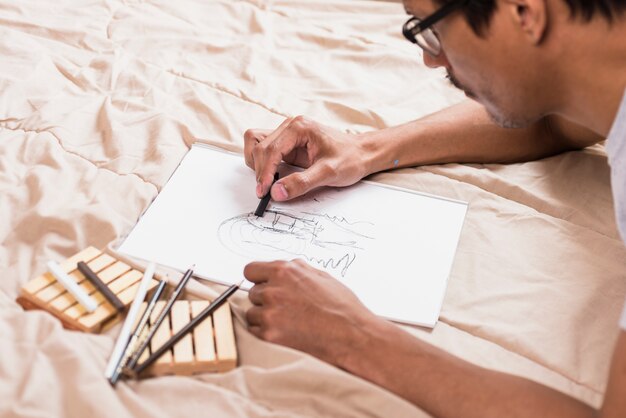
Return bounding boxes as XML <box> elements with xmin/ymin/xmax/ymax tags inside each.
<box><xmin>244</xmin><ymin>259</ymin><xmax>379</xmax><ymax>367</ymax></box>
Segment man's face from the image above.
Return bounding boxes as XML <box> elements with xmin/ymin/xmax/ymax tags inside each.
<box><xmin>404</xmin><ymin>0</ymin><xmax>550</xmax><ymax>128</ymax></box>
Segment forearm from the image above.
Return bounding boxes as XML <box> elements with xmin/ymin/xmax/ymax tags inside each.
<box><xmin>357</xmin><ymin>100</ymin><xmax>579</xmax><ymax>175</ymax></box>
<box><xmin>339</xmin><ymin>318</ymin><xmax>596</xmax><ymax>418</ymax></box>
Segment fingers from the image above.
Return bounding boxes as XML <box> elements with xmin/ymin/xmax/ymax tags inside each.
<box><xmin>270</xmin><ymin>161</ymin><xmax>336</xmax><ymax>201</ymax></box>
<box><xmin>247</xmin><ymin>116</ymin><xmax>332</xmax><ymax>200</ymax></box>
<box><xmin>248</xmin><ymin>283</ymin><xmax>265</xmax><ymax>305</ymax></box>
<box><xmin>247</xmin><ymin>325</ymin><xmax>263</xmax><ymax>339</ymax></box>
<box><xmin>246</xmin><ymin>303</ymin><xmax>279</xmax><ymax>343</ymax></box>
<box><xmin>246</xmin><ymin>306</ymin><xmax>263</xmax><ymax>326</ymax></box>
<box><xmin>244</xmin><ymin>259</ymin><xmax>314</xmax><ymax>290</ymax></box>
<box><xmin>243</xmin><ymin>261</ymin><xmax>280</xmax><ymax>284</ymax></box>
<box><xmin>246</xmin><ymin>307</ymin><xmax>277</xmax><ymax>342</ymax></box>
<box><xmin>251</xmin><ymin>118</ymin><xmax>294</xmax><ymax>197</ymax></box>
<box><xmin>243</xmin><ymin>129</ymin><xmax>271</xmax><ymax>169</ymax></box>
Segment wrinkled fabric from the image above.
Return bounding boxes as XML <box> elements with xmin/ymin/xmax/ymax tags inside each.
<box><xmin>1</xmin><ymin>1</ymin><xmax>625</xmax><ymax>417</ymax></box>
<box><xmin>605</xmin><ymin>89</ymin><xmax>626</xmax><ymax>330</ymax></box>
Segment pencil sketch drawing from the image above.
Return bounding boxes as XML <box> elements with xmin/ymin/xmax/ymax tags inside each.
<box><xmin>217</xmin><ymin>207</ymin><xmax>375</xmax><ymax>276</ymax></box>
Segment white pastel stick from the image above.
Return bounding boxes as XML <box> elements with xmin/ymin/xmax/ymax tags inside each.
<box><xmin>47</xmin><ymin>260</ymin><xmax>98</xmax><ymax>313</ymax></box>
<box><xmin>105</xmin><ymin>261</ymin><xmax>156</xmax><ymax>379</ymax></box>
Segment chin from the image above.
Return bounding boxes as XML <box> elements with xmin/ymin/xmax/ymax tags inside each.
<box><xmin>488</xmin><ymin>111</ymin><xmax>532</xmax><ymax>129</ymax></box>
<box><xmin>483</xmin><ymin>100</ymin><xmax>535</xmax><ymax>129</ymax></box>
<box><xmin>464</xmin><ymin>90</ymin><xmax>478</xmax><ymax>100</ymax></box>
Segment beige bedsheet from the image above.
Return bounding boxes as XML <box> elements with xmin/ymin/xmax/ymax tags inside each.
<box><xmin>1</xmin><ymin>0</ymin><xmax>625</xmax><ymax>417</ymax></box>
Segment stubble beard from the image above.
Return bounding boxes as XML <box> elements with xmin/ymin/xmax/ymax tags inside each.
<box><xmin>446</xmin><ymin>71</ymin><xmax>533</xmax><ymax>129</ymax></box>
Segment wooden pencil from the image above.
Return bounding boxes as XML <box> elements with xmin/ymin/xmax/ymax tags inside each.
<box><xmin>124</xmin><ymin>265</ymin><xmax>195</xmax><ymax>371</ymax></box>
<box><xmin>77</xmin><ymin>261</ymin><xmax>125</xmax><ymax>313</ymax></box>
<box><xmin>132</xmin><ymin>280</ymin><xmax>243</xmax><ymax>376</ymax></box>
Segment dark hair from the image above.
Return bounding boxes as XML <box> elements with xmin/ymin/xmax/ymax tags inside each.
<box><xmin>443</xmin><ymin>0</ymin><xmax>626</xmax><ymax>36</ymax></box>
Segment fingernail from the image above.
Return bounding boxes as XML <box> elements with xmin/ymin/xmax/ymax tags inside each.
<box><xmin>272</xmin><ymin>183</ymin><xmax>288</xmax><ymax>201</ymax></box>
<box><xmin>256</xmin><ymin>183</ymin><xmax>263</xmax><ymax>198</ymax></box>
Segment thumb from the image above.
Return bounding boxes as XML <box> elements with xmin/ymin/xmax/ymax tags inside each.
<box><xmin>270</xmin><ymin>163</ymin><xmax>333</xmax><ymax>201</ymax></box>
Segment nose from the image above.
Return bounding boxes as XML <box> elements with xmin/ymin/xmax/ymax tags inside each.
<box><xmin>422</xmin><ymin>50</ymin><xmax>449</xmax><ymax>69</ymax></box>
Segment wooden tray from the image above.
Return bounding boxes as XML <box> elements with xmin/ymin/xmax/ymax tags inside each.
<box><xmin>17</xmin><ymin>247</ymin><xmax>158</xmax><ymax>333</ymax></box>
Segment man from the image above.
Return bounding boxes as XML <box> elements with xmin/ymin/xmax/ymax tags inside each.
<box><xmin>241</xmin><ymin>0</ymin><xmax>626</xmax><ymax>416</ymax></box>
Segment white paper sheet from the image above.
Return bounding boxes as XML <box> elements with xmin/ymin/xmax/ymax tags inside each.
<box><xmin>119</xmin><ymin>144</ymin><xmax>468</xmax><ymax>327</ymax></box>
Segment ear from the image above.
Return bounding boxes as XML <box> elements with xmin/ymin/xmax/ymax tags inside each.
<box><xmin>505</xmin><ymin>0</ymin><xmax>549</xmax><ymax>44</ymax></box>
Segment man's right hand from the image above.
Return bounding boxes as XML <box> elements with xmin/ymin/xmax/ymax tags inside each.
<box><xmin>244</xmin><ymin>116</ymin><xmax>370</xmax><ymax>201</ymax></box>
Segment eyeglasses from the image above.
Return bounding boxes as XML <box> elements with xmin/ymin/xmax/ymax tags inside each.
<box><xmin>402</xmin><ymin>0</ymin><xmax>469</xmax><ymax>57</ymax></box>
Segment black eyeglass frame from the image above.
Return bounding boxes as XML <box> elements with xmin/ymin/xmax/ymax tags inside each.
<box><xmin>402</xmin><ymin>0</ymin><xmax>470</xmax><ymax>56</ymax></box>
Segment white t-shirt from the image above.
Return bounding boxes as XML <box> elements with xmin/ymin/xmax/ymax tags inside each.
<box><xmin>606</xmin><ymin>89</ymin><xmax>626</xmax><ymax>330</ymax></box>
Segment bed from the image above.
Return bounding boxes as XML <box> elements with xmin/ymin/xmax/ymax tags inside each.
<box><xmin>1</xmin><ymin>0</ymin><xmax>625</xmax><ymax>416</ymax></box>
